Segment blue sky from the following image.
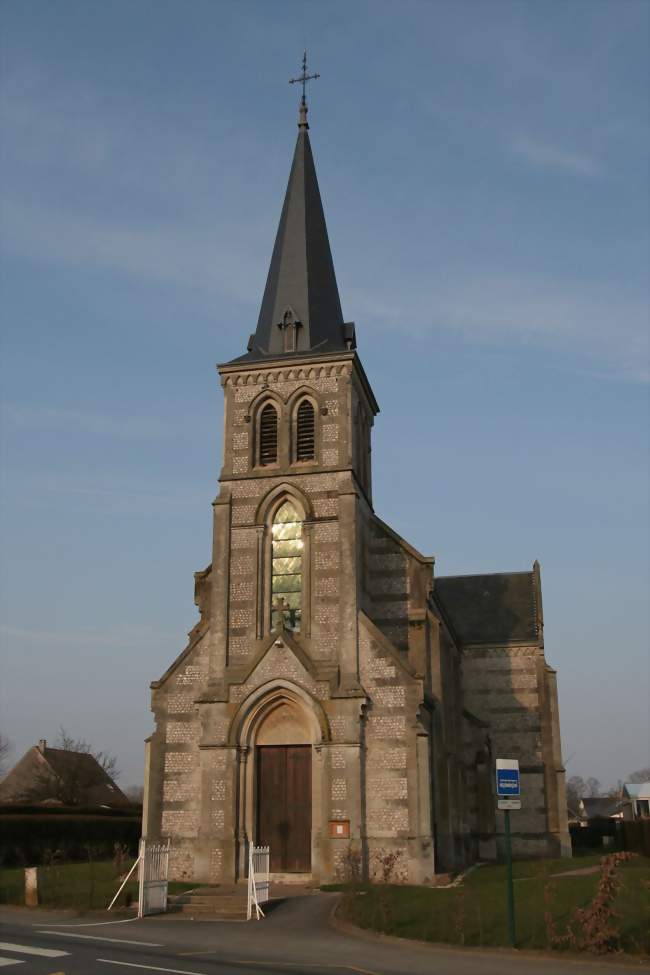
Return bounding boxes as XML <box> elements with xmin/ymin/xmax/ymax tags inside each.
<box><xmin>1</xmin><ymin>0</ymin><xmax>648</xmax><ymax>790</ymax></box>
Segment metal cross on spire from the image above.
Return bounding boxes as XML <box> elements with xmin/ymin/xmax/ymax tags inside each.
<box><xmin>289</xmin><ymin>50</ymin><xmax>320</xmax><ymax>115</ymax></box>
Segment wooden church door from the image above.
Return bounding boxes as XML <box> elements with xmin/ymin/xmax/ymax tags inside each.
<box><xmin>257</xmin><ymin>745</ymin><xmax>311</xmax><ymax>872</ymax></box>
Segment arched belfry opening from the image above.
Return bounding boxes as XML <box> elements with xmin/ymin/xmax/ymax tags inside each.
<box><xmin>232</xmin><ymin>681</ymin><xmax>327</xmax><ymax>878</ymax></box>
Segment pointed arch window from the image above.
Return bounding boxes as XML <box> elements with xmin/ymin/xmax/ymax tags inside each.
<box><xmin>259</xmin><ymin>403</ymin><xmax>278</xmax><ymax>466</ymax></box>
<box><xmin>271</xmin><ymin>501</ymin><xmax>302</xmax><ymax>632</ymax></box>
<box><xmin>295</xmin><ymin>399</ymin><xmax>315</xmax><ymax>461</ymax></box>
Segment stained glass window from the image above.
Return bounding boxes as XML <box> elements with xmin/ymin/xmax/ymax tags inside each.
<box><xmin>271</xmin><ymin>501</ymin><xmax>302</xmax><ymax>632</ymax></box>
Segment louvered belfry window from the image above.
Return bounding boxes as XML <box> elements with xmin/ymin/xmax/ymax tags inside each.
<box><xmin>296</xmin><ymin>400</ymin><xmax>315</xmax><ymax>461</ymax></box>
<box><xmin>259</xmin><ymin>404</ymin><xmax>278</xmax><ymax>466</ymax></box>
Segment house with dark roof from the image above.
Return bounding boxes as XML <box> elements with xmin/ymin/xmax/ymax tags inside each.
<box><xmin>578</xmin><ymin>796</ymin><xmax>629</xmax><ymax>822</ymax></box>
<box><xmin>143</xmin><ymin>75</ymin><xmax>570</xmax><ymax>885</ymax></box>
<box><xmin>623</xmin><ymin>782</ymin><xmax>650</xmax><ymax>819</ymax></box>
<box><xmin>0</xmin><ymin>739</ymin><xmax>129</xmax><ymax>807</ymax></box>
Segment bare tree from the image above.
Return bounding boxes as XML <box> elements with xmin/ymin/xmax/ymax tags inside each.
<box><xmin>607</xmin><ymin>768</ymin><xmax>650</xmax><ymax>798</ymax></box>
<box><xmin>0</xmin><ymin>734</ymin><xmax>12</xmax><ymax>777</ymax></box>
<box><xmin>125</xmin><ymin>784</ymin><xmax>144</xmax><ymax>803</ymax></box>
<box><xmin>566</xmin><ymin>774</ymin><xmax>602</xmax><ymax>813</ymax></box>
<box><xmin>55</xmin><ymin>728</ymin><xmax>120</xmax><ymax>782</ymax></box>
<box><xmin>26</xmin><ymin>727</ymin><xmax>121</xmax><ymax>805</ymax></box>
<box><xmin>566</xmin><ymin>775</ymin><xmax>586</xmax><ymax>810</ymax></box>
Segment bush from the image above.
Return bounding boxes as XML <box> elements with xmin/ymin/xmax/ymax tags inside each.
<box><xmin>570</xmin><ymin>820</ymin><xmax>622</xmax><ymax>855</ymax></box>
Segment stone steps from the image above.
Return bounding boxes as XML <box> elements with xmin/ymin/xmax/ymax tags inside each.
<box><xmin>167</xmin><ymin>879</ymin><xmax>315</xmax><ymax>919</ymax></box>
<box><xmin>170</xmin><ymin>887</ymin><xmax>249</xmax><ymax>919</ymax></box>
<box><xmin>178</xmin><ymin>905</ymin><xmax>247</xmax><ymax>917</ymax></box>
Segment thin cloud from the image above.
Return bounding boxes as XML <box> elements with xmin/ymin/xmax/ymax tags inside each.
<box><xmin>0</xmin><ymin>623</ymin><xmax>173</xmax><ymax>648</ymax></box>
<box><xmin>3</xmin><ymin>471</ymin><xmax>209</xmax><ymax>516</ymax></box>
<box><xmin>2</xmin><ymin>67</ymin><xmax>643</xmax><ymax>388</ymax></box>
<box><xmin>0</xmin><ymin>67</ymin><xmax>275</xmax><ymax>306</ymax></box>
<box><xmin>4</xmin><ymin>404</ymin><xmax>182</xmax><ymax>439</ymax></box>
<box><xmin>1</xmin><ymin>198</ymin><xmax>258</xmax><ymax>306</ymax></box>
<box><xmin>348</xmin><ymin>273</ymin><xmax>649</xmax><ymax>384</ymax></box>
<box><xmin>0</xmin><ymin>65</ymin><xmax>270</xmax><ymax>199</ymax></box>
<box><xmin>511</xmin><ymin>135</ymin><xmax>601</xmax><ymax>176</ymax></box>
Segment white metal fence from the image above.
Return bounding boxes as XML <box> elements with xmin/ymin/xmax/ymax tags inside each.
<box><xmin>138</xmin><ymin>838</ymin><xmax>170</xmax><ymax>917</ymax></box>
<box><xmin>247</xmin><ymin>845</ymin><xmax>270</xmax><ymax>920</ymax></box>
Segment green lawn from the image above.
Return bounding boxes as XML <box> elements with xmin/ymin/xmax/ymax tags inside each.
<box><xmin>0</xmin><ymin>860</ymin><xmax>195</xmax><ymax>911</ymax></box>
<box><xmin>334</xmin><ymin>855</ymin><xmax>650</xmax><ymax>955</ymax></box>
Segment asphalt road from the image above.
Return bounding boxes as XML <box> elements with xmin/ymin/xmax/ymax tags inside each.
<box><xmin>0</xmin><ymin>894</ymin><xmax>647</xmax><ymax>975</ymax></box>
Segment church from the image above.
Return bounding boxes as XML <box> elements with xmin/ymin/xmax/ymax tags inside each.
<box><xmin>142</xmin><ymin>82</ymin><xmax>570</xmax><ymax>885</ymax></box>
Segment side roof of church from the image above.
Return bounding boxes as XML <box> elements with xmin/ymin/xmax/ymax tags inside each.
<box><xmin>434</xmin><ymin>565</ymin><xmax>542</xmax><ymax>647</ymax></box>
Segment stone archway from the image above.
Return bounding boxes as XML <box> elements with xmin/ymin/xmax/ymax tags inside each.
<box><xmin>256</xmin><ymin>701</ymin><xmax>311</xmax><ymax>872</ymax></box>
<box><xmin>231</xmin><ymin>681</ymin><xmax>327</xmax><ymax>880</ymax></box>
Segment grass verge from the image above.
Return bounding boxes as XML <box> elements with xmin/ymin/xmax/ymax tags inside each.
<box><xmin>0</xmin><ymin>860</ymin><xmax>195</xmax><ymax>911</ymax></box>
<box><xmin>334</xmin><ymin>855</ymin><xmax>650</xmax><ymax>955</ymax></box>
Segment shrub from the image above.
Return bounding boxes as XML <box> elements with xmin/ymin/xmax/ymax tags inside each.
<box><xmin>545</xmin><ymin>851</ymin><xmax>638</xmax><ymax>954</ymax></box>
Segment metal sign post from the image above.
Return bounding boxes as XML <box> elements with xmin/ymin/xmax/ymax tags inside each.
<box><xmin>496</xmin><ymin>759</ymin><xmax>520</xmax><ymax>948</ymax></box>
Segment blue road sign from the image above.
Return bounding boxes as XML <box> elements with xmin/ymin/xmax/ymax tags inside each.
<box><xmin>496</xmin><ymin>768</ymin><xmax>520</xmax><ymax>796</ymax></box>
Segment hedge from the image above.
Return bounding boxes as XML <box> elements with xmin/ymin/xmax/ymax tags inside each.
<box><xmin>0</xmin><ymin>811</ymin><xmax>142</xmax><ymax>866</ymax></box>
<box><xmin>0</xmin><ymin>803</ymin><xmax>141</xmax><ymax>817</ymax></box>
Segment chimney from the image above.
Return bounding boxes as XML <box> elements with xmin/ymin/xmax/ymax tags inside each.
<box><xmin>37</xmin><ymin>739</ymin><xmax>47</xmax><ymax>754</ymax></box>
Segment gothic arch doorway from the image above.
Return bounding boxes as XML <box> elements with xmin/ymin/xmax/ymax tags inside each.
<box><xmin>257</xmin><ymin>702</ymin><xmax>311</xmax><ymax>872</ymax></box>
<box><xmin>232</xmin><ymin>681</ymin><xmax>327</xmax><ymax>878</ymax></box>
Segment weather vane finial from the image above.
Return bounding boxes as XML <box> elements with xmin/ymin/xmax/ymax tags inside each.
<box><xmin>289</xmin><ymin>50</ymin><xmax>320</xmax><ymax>128</ymax></box>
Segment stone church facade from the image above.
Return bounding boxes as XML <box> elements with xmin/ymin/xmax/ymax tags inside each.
<box><xmin>143</xmin><ymin>95</ymin><xmax>570</xmax><ymax>884</ymax></box>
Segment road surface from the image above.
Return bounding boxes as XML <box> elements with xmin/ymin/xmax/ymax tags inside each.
<box><xmin>0</xmin><ymin>893</ymin><xmax>647</xmax><ymax>974</ymax></box>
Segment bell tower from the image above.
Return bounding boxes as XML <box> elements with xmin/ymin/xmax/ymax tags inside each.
<box><xmin>147</xmin><ymin>63</ymin><xmax>440</xmax><ymax>888</ymax></box>
<box><xmin>212</xmin><ymin>69</ymin><xmax>379</xmax><ymax>692</ymax></box>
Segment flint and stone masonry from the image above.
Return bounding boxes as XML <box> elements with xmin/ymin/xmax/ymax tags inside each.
<box><xmin>143</xmin><ymin>95</ymin><xmax>570</xmax><ymax>884</ymax></box>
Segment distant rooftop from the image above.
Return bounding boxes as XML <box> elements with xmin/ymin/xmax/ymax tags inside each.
<box><xmin>624</xmin><ymin>782</ymin><xmax>650</xmax><ymax>800</ymax></box>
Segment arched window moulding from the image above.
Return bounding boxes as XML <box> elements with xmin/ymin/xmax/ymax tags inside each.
<box><xmin>228</xmin><ymin>680</ymin><xmax>330</xmax><ymax>748</ymax></box>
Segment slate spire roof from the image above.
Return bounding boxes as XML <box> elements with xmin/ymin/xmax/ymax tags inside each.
<box><xmin>231</xmin><ymin>98</ymin><xmax>354</xmax><ymax>364</ymax></box>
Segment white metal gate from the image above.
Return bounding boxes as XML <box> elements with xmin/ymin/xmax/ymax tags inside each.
<box><xmin>138</xmin><ymin>838</ymin><xmax>170</xmax><ymax>917</ymax></box>
<box><xmin>247</xmin><ymin>845</ymin><xmax>270</xmax><ymax>920</ymax></box>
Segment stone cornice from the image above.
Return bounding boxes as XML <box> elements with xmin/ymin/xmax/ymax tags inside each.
<box><xmin>217</xmin><ymin>351</ymin><xmax>380</xmax><ymax>416</ymax></box>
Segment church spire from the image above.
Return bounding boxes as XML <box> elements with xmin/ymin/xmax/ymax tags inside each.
<box><xmin>235</xmin><ymin>54</ymin><xmax>354</xmax><ymax>363</ymax></box>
